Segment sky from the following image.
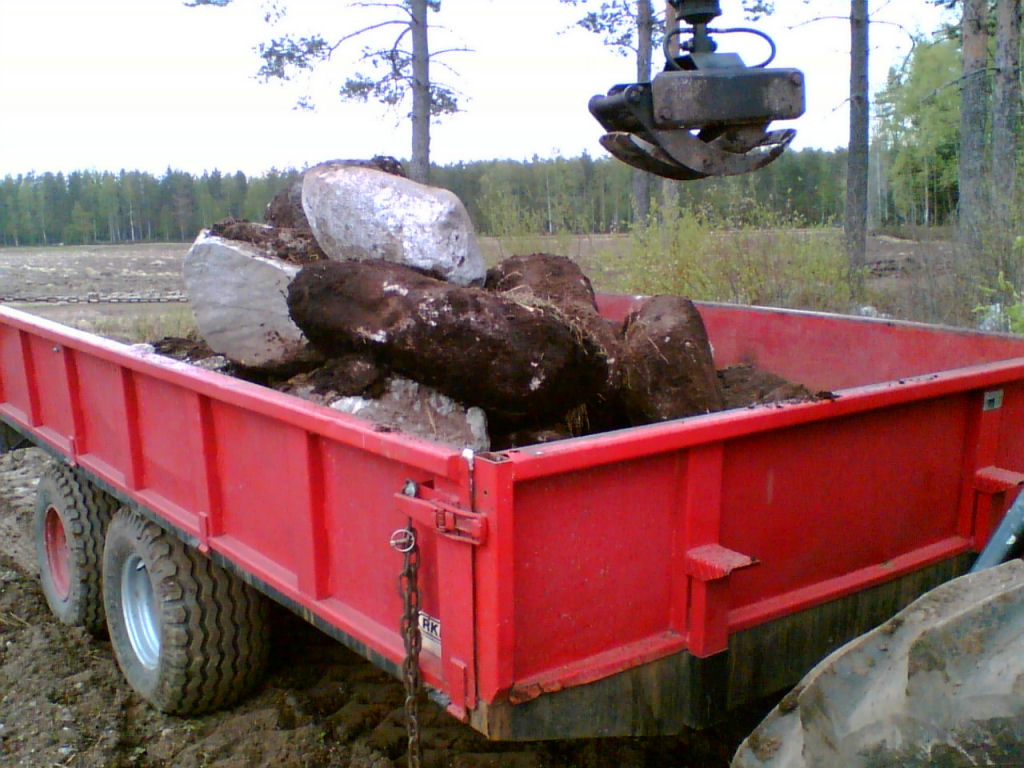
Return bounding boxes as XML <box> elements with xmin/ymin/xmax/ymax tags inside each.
<box><xmin>0</xmin><ymin>0</ymin><xmax>956</xmax><ymax>178</ymax></box>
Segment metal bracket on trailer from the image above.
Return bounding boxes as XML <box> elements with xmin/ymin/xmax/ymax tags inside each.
<box><xmin>971</xmin><ymin>465</ymin><xmax>1024</xmax><ymax>572</ymax></box>
<box><xmin>395</xmin><ymin>481</ymin><xmax>487</xmax><ymax>546</ymax></box>
<box><xmin>972</xmin><ymin>468</ymin><xmax>1024</xmax><ymax>573</ymax></box>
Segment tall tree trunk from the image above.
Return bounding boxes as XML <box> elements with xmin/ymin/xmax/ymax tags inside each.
<box><xmin>632</xmin><ymin>0</ymin><xmax>654</xmax><ymax>223</ymax></box>
<box><xmin>959</xmin><ymin>0</ymin><xmax>990</xmax><ymax>269</ymax></box>
<box><xmin>409</xmin><ymin>0</ymin><xmax>431</xmax><ymax>184</ymax></box>
<box><xmin>992</xmin><ymin>0</ymin><xmax>1021</xmax><ymax>278</ymax></box>
<box><xmin>845</xmin><ymin>0</ymin><xmax>869</xmax><ymax>288</ymax></box>
<box><xmin>660</xmin><ymin>1</ymin><xmax>680</xmax><ymax>217</ymax></box>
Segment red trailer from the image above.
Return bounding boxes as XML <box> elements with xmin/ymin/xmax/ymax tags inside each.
<box><xmin>3</xmin><ymin>299</ymin><xmax>1024</xmax><ymax>740</ymax></box>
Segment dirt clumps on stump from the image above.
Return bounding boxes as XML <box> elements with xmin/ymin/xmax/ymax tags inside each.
<box><xmin>486</xmin><ymin>253</ymin><xmax>628</xmax><ymax>431</ymax></box>
<box><xmin>287</xmin><ymin>259</ymin><xmax>605</xmax><ymax>427</ymax></box>
<box><xmin>278</xmin><ymin>354</ymin><xmax>386</xmax><ymax>405</ymax></box>
<box><xmin>208</xmin><ymin>218</ymin><xmax>326</xmax><ymax>264</ymax></box>
<box><xmin>485</xmin><ymin>253</ymin><xmax>623</xmax><ymax>373</ymax></box>
<box><xmin>621</xmin><ymin>295</ymin><xmax>725</xmax><ymax>422</ymax></box>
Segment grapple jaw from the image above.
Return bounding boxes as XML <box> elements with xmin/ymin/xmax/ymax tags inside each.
<box><xmin>590</xmin><ymin>67</ymin><xmax>804</xmax><ymax>181</ymax></box>
<box><xmin>589</xmin><ymin>4</ymin><xmax>806</xmax><ymax>181</ymax></box>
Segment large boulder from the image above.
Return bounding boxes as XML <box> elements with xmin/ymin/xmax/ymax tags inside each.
<box><xmin>183</xmin><ymin>231</ymin><xmax>315</xmax><ymax>370</ymax></box>
<box><xmin>301</xmin><ymin>162</ymin><xmax>486</xmax><ymax>286</ymax></box>
<box><xmin>266</xmin><ymin>157</ymin><xmax>406</xmax><ymax>232</ymax></box>
<box><xmin>330</xmin><ymin>377</ymin><xmax>490</xmax><ymax>452</ymax></box>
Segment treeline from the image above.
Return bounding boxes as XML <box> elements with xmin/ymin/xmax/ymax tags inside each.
<box><xmin>0</xmin><ymin>168</ymin><xmax>299</xmax><ymax>247</ymax></box>
<box><xmin>437</xmin><ymin>147</ymin><xmax>847</xmax><ymax>235</ymax></box>
<box><xmin>0</xmin><ymin>149</ymin><xmax>849</xmax><ymax>248</ymax></box>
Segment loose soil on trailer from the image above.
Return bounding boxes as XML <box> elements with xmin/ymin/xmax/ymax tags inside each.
<box><xmin>0</xmin><ymin>236</ymin><xmax>943</xmax><ymax>767</ymax></box>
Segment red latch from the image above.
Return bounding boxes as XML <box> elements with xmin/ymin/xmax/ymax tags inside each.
<box><xmin>974</xmin><ymin>466</ymin><xmax>1024</xmax><ymax>494</ymax></box>
<box><xmin>684</xmin><ymin>543</ymin><xmax>756</xmax><ymax>581</ymax></box>
<box><xmin>394</xmin><ymin>483</ymin><xmax>487</xmax><ymax>546</ymax></box>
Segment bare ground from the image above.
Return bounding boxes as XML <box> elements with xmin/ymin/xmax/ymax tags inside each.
<box><xmin>0</xmin><ymin>236</ymin><xmax>945</xmax><ymax>767</ymax></box>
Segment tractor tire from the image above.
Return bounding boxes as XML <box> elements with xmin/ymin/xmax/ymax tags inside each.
<box><xmin>732</xmin><ymin>560</ymin><xmax>1024</xmax><ymax>768</ymax></box>
<box><xmin>34</xmin><ymin>463</ymin><xmax>117</xmax><ymax>636</ymax></box>
<box><xmin>102</xmin><ymin>508</ymin><xmax>270</xmax><ymax>715</ymax></box>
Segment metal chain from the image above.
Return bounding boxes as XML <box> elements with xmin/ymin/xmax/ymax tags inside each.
<box><xmin>390</xmin><ymin>522</ymin><xmax>422</xmax><ymax>768</ymax></box>
<box><xmin>0</xmin><ymin>293</ymin><xmax>188</xmax><ymax>304</ymax></box>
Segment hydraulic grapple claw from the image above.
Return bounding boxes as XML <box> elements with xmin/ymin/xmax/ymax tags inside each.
<box><xmin>590</xmin><ymin>1</ymin><xmax>805</xmax><ymax>181</ymax></box>
<box><xmin>589</xmin><ymin>68</ymin><xmax>804</xmax><ymax>181</ymax></box>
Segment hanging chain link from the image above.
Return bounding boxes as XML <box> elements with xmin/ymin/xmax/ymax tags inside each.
<box><xmin>390</xmin><ymin>521</ymin><xmax>422</xmax><ymax>768</ymax></box>
<box><xmin>0</xmin><ymin>293</ymin><xmax>189</xmax><ymax>304</ymax></box>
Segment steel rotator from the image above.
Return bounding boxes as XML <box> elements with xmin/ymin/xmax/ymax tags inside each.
<box><xmin>589</xmin><ymin>0</ymin><xmax>806</xmax><ymax>180</ymax></box>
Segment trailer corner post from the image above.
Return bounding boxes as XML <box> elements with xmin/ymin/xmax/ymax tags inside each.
<box><xmin>393</xmin><ymin>477</ymin><xmax>481</xmax><ymax>720</ymax></box>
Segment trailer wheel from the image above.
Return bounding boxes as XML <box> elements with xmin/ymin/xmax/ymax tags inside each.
<box><xmin>102</xmin><ymin>509</ymin><xmax>270</xmax><ymax>715</ymax></box>
<box><xmin>34</xmin><ymin>463</ymin><xmax>116</xmax><ymax>636</ymax></box>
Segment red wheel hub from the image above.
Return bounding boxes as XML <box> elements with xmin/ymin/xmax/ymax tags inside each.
<box><xmin>43</xmin><ymin>506</ymin><xmax>71</xmax><ymax>600</ymax></box>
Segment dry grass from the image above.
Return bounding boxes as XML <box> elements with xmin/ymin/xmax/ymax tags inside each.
<box><xmin>486</xmin><ymin>228</ymin><xmax>979</xmax><ymax>327</ymax></box>
<box><xmin>2</xmin><ymin>233</ymin><xmax>981</xmax><ymax>338</ymax></box>
<box><xmin>11</xmin><ymin>303</ymin><xmax>198</xmax><ymax>344</ymax></box>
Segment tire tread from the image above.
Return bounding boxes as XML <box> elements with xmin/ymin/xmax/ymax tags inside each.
<box><xmin>35</xmin><ymin>463</ymin><xmax>117</xmax><ymax>635</ymax></box>
<box><xmin>104</xmin><ymin>509</ymin><xmax>270</xmax><ymax>715</ymax></box>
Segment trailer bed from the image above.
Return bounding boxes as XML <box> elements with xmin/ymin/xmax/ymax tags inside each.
<box><xmin>3</xmin><ymin>299</ymin><xmax>1024</xmax><ymax>739</ymax></box>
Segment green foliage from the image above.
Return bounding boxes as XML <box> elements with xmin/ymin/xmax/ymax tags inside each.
<box><xmin>741</xmin><ymin>1</ymin><xmax>775</xmax><ymax>20</ymax></box>
<box><xmin>622</xmin><ymin>201</ymin><xmax>854</xmax><ymax>312</ymax></box>
<box><xmin>247</xmin><ymin>2</ymin><xmax>461</xmax><ymax>119</ymax></box>
<box><xmin>559</xmin><ymin>0</ymin><xmax>665</xmax><ymax>56</ymax></box>
<box><xmin>974</xmin><ymin>241</ymin><xmax>1024</xmax><ymax>333</ymax></box>
<box><xmin>257</xmin><ymin>34</ymin><xmax>334</xmax><ymax>80</ymax></box>
<box><xmin>980</xmin><ymin>273</ymin><xmax>1024</xmax><ymax>332</ymax></box>
<box><xmin>875</xmin><ymin>36</ymin><xmax>961</xmax><ymax>226</ymax></box>
<box><xmin>0</xmin><ymin>148</ymin><xmax>850</xmax><ymax>247</ymax></box>
<box><xmin>0</xmin><ymin>168</ymin><xmax>294</xmax><ymax>246</ymax></box>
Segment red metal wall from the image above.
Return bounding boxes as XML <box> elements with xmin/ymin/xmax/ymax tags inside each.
<box><xmin>7</xmin><ymin>302</ymin><xmax>1024</xmax><ymax>722</ymax></box>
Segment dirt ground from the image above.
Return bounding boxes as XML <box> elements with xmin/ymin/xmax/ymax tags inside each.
<box><xmin>0</xmin><ymin>236</ymin><xmax>942</xmax><ymax>768</ymax></box>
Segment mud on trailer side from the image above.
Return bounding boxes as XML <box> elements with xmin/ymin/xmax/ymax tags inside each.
<box><xmin>2</xmin><ymin>299</ymin><xmax>1024</xmax><ymax>740</ymax></box>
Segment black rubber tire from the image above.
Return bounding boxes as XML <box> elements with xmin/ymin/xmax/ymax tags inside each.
<box><xmin>102</xmin><ymin>508</ymin><xmax>270</xmax><ymax>715</ymax></box>
<box><xmin>34</xmin><ymin>463</ymin><xmax>116</xmax><ymax>636</ymax></box>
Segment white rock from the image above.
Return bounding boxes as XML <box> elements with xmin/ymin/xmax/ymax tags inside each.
<box><xmin>183</xmin><ymin>231</ymin><xmax>309</xmax><ymax>368</ymax></box>
<box><xmin>302</xmin><ymin>163</ymin><xmax>486</xmax><ymax>286</ymax></box>
<box><xmin>330</xmin><ymin>376</ymin><xmax>489</xmax><ymax>451</ymax></box>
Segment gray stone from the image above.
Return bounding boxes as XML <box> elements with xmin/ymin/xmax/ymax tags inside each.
<box><xmin>301</xmin><ymin>163</ymin><xmax>486</xmax><ymax>286</ymax></box>
<box><xmin>330</xmin><ymin>377</ymin><xmax>489</xmax><ymax>452</ymax></box>
<box><xmin>183</xmin><ymin>231</ymin><xmax>310</xmax><ymax>369</ymax></box>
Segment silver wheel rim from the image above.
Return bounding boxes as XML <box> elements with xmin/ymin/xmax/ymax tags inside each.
<box><xmin>121</xmin><ymin>554</ymin><xmax>160</xmax><ymax>670</ymax></box>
